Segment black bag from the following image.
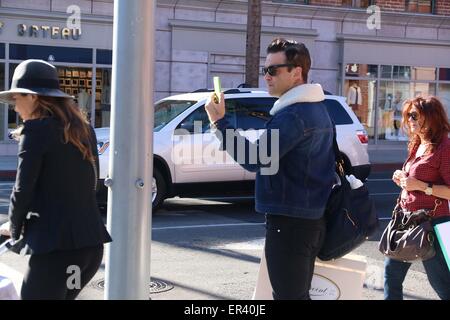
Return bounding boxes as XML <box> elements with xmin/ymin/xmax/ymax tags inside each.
<box><xmin>378</xmin><ymin>199</ymin><xmax>440</xmax><ymax>262</ymax></box>
<box><xmin>0</xmin><ymin>235</ymin><xmax>28</xmax><ymax>255</ymax></box>
<box><xmin>318</xmin><ymin>127</ymin><xmax>379</xmax><ymax>261</ymax></box>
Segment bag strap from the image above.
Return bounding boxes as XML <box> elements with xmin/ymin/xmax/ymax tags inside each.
<box><xmin>331</xmin><ymin>123</ymin><xmax>345</xmax><ymax>176</ymax></box>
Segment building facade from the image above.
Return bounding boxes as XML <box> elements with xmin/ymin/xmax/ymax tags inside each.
<box><xmin>0</xmin><ymin>0</ymin><xmax>449</xmax><ymax>155</ymax></box>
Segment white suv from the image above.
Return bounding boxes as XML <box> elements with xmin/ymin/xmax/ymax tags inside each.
<box><xmin>95</xmin><ymin>88</ymin><xmax>370</xmax><ymax>211</ymax></box>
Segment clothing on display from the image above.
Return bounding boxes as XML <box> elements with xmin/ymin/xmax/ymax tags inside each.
<box><xmin>347</xmin><ymin>83</ymin><xmax>362</xmax><ymax>121</ymax></box>
<box><xmin>77</xmin><ymin>89</ymin><xmax>91</xmax><ymax>115</ymax></box>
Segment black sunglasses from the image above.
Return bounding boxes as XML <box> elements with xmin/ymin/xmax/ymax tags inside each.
<box><xmin>262</xmin><ymin>64</ymin><xmax>296</xmax><ymax>76</ymax></box>
<box><xmin>407</xmin><ymin>112</ymin><xmax>419</xmax><ymax>121</ymax></box>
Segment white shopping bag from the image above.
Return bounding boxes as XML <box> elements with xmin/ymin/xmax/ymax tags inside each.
<box><xmin>252</xmin><ymin>247</ymin><xmax>367</xmax><ymax>300</ymax></box>
<box><xmin>0</xmin><ymin>263</ymin><xmax>23</xmax><ymax>300</ymax></box>
<box><xmin>434</xmin><ymin>220</ymin><xmax>450</xmax><ymax>272</ymax></box>
<box><xmin>0</xmin><ymin>275</ymin><xmax>19</xmax><ymax>300</ymax></box>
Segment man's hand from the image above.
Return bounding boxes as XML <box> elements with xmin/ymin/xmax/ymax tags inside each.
<box><xmin>205</xmin><ymin>92</ymin><xmax>225</xmax><ymax>124</ymax></box>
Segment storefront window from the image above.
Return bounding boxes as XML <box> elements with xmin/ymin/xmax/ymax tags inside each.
<box><xmin>381</xmin><ymin>65</ymin><xmax>412</xmax><ymax>80</ymax></box>
<box><xmin>439</xmin><ymin>68</ymin><xmax>450</xmax><ymax>81</ymax></box>
<box><xmin>406</xmin><ymin>0</ymin><xmax>433</xmax><ymax>14</ymax></box>
<box><xmin>8</xmin><ymin>64</ymin><xmax>20</xmax><ymax>130</ymax></box>
<box><xmin>344</xmin><ymin>79</ymin><xmax>377</xmax><ymax>139</ymax></box>
<box><xmin>342</xmin><ymin>0</ymin><xmax>373</xmax><ymax>7</ymax></box>
<box><xmin>411</xmin><ymin>67</ymin><xmax>437</xmax><ymax>81</ymax></box>
<box><xmin>378</xmin><ymin>81</ymin><xmax>436</xmax><ymax>141</ymax></box>
<box><xmin>0</xmin><ymin>43</ymin><xmax>5</xmax><ymax>59</ymax></box>
<box><xmin>97</xmin><ymin>50</ymin><xmax>112</xmax><ymax>65</ymax></box>
<box><xmin>56</xmin><ymin>66</ymin><xmax>94</xmax><ymax>121</ymax></box>
<box><xmin>345</xmin><ymin>63</ymin><xmax>377</xmax><ymax>78</ymax></box>
<box><xmin>438</xmin><ymin>83</ymin><xmax>450</xmax><ymax>119</ymax></box>
<box><xmin>95</xmin><ymin>68</ymin><xmax>112</xmax><ymax>127</ymax></box>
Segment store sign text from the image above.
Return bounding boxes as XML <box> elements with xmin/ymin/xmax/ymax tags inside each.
<box><xmin>18</xmin><ymin>24</ymin><xmax>81</xmax><ymax>40</ymax></box>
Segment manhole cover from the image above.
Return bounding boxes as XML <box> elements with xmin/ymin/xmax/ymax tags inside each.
<box><xmin>93</xmin><ymin>278</ymin><xmax>174</xmax><ymax>294</ymax></box>
<box><xmin>149</xmin><ymin>279</ymin><xmax>174</xmax><ymax>294</ymax></box>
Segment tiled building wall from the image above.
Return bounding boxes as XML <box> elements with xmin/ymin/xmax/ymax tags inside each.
<box><xmin>436</xmin><ymin>0</ymin><xmax>450</xmax><ymax>15</ymax></box>
<box><xmin>374</xmin><ymin>0</ymin><xmax>406</xmax><ymax>12</ymax></box>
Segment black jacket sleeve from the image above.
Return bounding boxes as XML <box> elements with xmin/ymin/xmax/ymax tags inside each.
<box><xmin>88</xmin><ymin>126</ymin><xmax>100</xmax><ymax>192</ymax></box>
<box><xmin>8</xmin><ymin>121</ymin><xmax>49</xmax><ymax>240</ymax></box>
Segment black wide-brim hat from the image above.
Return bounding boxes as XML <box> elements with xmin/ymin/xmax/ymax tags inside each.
<box><xmin>0</xmin><ymin>59</ymin><xmax>73</xmax><ymax>105</ymax></box>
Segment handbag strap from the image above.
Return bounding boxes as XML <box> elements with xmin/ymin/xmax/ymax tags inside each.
<box><xmin>331</xmin><ymin>123</ymin><xmax>345</xmax><ymax>176</ymax></box>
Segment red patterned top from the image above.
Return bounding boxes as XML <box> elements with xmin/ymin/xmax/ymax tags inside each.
<box><xmin>400</xmin><ymin>136</ymin><xmax>450</xmax><ymax>218</ymax></box>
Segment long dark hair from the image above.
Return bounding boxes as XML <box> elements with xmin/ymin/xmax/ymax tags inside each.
<box><xmin>402</xmin><ymin>96</ymin><xmax>450</xmax><ymax>156</ymax></box>
<box><xmin>29</xmin><ymin>96</ymin><xmax>95</xmax><ymax>162</ymax></box>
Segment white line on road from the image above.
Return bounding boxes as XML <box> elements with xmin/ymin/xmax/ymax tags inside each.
<box><xmin>153</xmin><ymin>222</ymin><xmax>265</xmax><ymax>231</ymax></box>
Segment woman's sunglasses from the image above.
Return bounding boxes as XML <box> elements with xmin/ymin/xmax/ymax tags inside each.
<box><xmin>262</xmin><ymin>64</ymin><xmax>296</xmax><ymax>77</ymax></box>
<box><xmin>407</xmin><ymin>112</ymin><xmax>419</xmax><ymax>121</ymax></box>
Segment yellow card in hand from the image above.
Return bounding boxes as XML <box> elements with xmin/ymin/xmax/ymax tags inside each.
<box><xmin>213</xmin><ymin>76</ymin><xmax>221</xmax><ymax>103</ymax></box>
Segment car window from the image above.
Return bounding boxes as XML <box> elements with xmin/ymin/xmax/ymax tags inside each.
<box><xmin>323</xmin><ymin>99</ymin><xmax>353</xmax><ymax>125</ymax></box>
<box><xmin>235</xmin><ymin>98</ymin><xmax>275</xmax><ymax>130</ymax></box>
<box><xmin>154</xmin><ymin>100</ymin><xmax>197</xmax><ymax>131</ymax></box>
<box><xmin>176</xmin><ymin>105</ymin><xmax>210</xmax><ymax>134</ymax></box>
<box><xmin>176</xmin><ymin>102</ymin><xmax>237</xmax><ymax>134</ymax></box>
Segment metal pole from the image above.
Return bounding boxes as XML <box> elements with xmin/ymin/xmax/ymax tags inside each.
<box><xmin>105</xmin><ymin>0</ymin><xmax>154</xmax><ymax>300</ymax></box>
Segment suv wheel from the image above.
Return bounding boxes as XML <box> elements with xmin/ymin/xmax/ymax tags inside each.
<box><xmin>152</xmin><ymin>168</ymin><xmax>167</xmax><ymax>212</ymax></box>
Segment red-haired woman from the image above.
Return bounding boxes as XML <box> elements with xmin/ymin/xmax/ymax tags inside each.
<box><xmin>386</xmin><ymin>96</ymin><xmax>450</xmax><ymax>300</ymax></box>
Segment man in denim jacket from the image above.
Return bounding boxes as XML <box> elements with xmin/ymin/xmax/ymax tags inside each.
<box><xmin>205</xmin><ymin>38</ymin><xmax>335</xmax><ymax>299</ymax></box>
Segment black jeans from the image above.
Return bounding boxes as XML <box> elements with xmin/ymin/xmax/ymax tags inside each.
<box><xmin>265</xmin><ymin>214</ymin><xmax>326</xmax><ymax>300</ymax></box>
<box><xmin>21</xmin><ymin>244</ymin><xmax>104</xmax><ymax>300</ymax></box>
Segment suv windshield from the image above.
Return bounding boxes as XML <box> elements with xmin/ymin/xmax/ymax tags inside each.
<box><xmin>154</xmin><ymin>100</ymin><xmax>197</xmax><ymax>131</ymax></box>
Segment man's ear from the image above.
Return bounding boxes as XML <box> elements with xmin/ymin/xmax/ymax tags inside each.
<box><xmin>293</xmin><ymin>66</ymin><xmax>303</xmax><ymax>82</ymax></box>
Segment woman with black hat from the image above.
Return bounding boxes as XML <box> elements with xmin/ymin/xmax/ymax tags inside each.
<box><xmin>0</xmin><ymin>59</ymin><xmax>112</xmax><ymax>300</ymax></box>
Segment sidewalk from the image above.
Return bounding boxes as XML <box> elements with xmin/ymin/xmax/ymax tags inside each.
<box><xmin>0</xmin><ymin>141</ymin><xmax>408</xmax><ymax>179</ymax></box>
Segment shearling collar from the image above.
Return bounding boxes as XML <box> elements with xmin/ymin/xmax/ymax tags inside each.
<box><xmin>270</xmin><ymin>84</ymin><xmax>325</xmax><ymax>116</ymax></box>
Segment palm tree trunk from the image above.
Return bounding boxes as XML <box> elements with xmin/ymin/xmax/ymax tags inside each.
<box><xmin>245</xmin><ymin>0</ymin><xmax>262</xmax><ymax>88</ymax></box>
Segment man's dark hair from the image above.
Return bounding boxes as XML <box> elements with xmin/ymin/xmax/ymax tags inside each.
<box><xmin>267</xmin><ymin>38</ymin><xmax>311</xmax><ymax>83</ymax></box>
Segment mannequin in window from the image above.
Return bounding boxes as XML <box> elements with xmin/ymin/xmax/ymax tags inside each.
<box><xmin>347</xmin><ymin>81</ymin><xmax>362</xmax><ymax>121</ymax></box>
<box><xmin>77</xmin><ymin>88</ymin><xmax>91</xmax><ymax>118</ymax></box>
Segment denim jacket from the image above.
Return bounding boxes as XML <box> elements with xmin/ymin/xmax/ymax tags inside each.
<box><xmin>213</xmin><ymin>84</ymin><xmax>335</xmax><ymax>219</ymax></box>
